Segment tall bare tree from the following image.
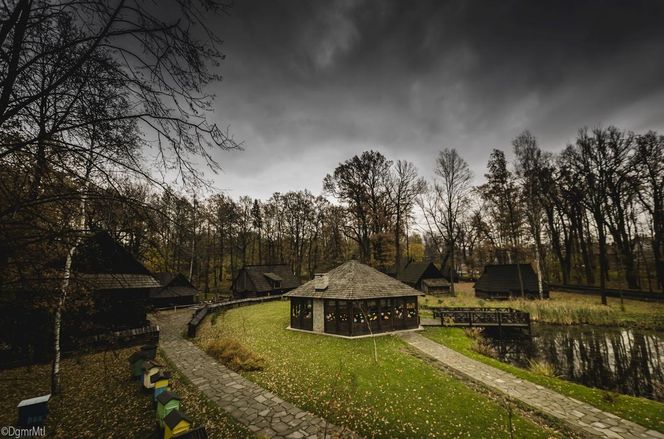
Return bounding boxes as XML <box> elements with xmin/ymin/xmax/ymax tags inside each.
<box><xmin>633</xmin><ymin>132</ymin><xmax>664</xmax><ymax>290</ymax></box>
<box><xmin>384</xmin><ymin>160</ymin><xmax>425</xmax><ymax>277</ymax></box>
<box><xmin>513</xmin><ymin>131</ymin><xmax>549</xmax><ymax>299</ymax></box>
<box><xmin>480</xmin><ymin>149</ymin><xmax>525</xmax><ymax>297</ymax></box>
<box><xmin>430</xmin><ymin>149</ymin><xmax>472</xmax><ymax>294</ymax></box>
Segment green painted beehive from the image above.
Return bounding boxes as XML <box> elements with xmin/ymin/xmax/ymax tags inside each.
<box><xmin>156</xmin><ymin>391</ymin><xmax>181</xmax><ymax>428</ymax></box>
<box><xmin>128</xmin><ymin>351</ymin><xmax>148</xmax><ymax>380</ymax></box>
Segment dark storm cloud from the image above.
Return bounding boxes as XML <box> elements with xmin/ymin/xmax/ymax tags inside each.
<box><xmin>203</xmin><ymin>0</ymin><xmax>664</xmax><ymax>199</ymax></box>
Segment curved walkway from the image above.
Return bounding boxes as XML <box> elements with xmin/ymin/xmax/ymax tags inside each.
<box><xmin>153</xmin><ymin>309</ymin><xmax>359</xmax><ymax>439</ymax></box>
<box><xmin>401</xmin><ymin>332</ymin><xmax>664</xmax><ymax>439</ymax></box>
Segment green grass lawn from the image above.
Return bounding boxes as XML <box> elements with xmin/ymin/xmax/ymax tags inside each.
<box><xmin>197</xmin><ymin>300</ymin><xmax>566</xmax><ymax>439</ymax></box>
<box><xmin>421</xmin><ymin>282</ymin><xmax>664</xmax><ymax>330</ymax></box>
<box><xmin>0</xmin><ymin>347</ymin><xmax>252</xmax><ymax>439</ymax></box>
<box><xmin>423</xmin><ymin>327</ymin><xmax>664</xmax><ymax>433</ymax></box>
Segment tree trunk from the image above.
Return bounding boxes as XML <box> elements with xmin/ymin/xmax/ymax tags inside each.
<box><xmin>204</xmin><ymin>223</ymin><xmax>210</xmax><ymax>296</ymax></box>
<box><xmin>515</xmin><ymin>251</ymin><xmax>525</xmax><ymax>298</ymax></box>
<box><xmin>579</xmin><ymin>214</ymin><xmax>594</xmax><ymax>285</ymax></box>
<box><xmin>449</xmin><ymin>239</ymin><xmax>456</xmax><ymax>295</ymax></box>
<box><xmin>189</xmin><ymin>199</ymin><xmax>196</xmax><ymax>282</ymax></box>
<box><xmin>51</xmin><ymin>151</ymin><xmax>92</xmax><ymax>394</ymax></box>
<box><xmin>534</xmin><ymin>242</ymin><xmax>543</xmax><ymax>299</ymax></box>
<box><xmin>596</xmin><ymin>216</ymin><xmax>608</xmax><ymax>305</ymax></box>
<box><xmin>394</xmin><ymin>212</ymin><xmax>401</xmax><ymax>278</ymax></box>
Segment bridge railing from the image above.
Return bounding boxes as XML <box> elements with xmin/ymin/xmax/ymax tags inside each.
<box><xmin>431</xmin><ymin>307</ymin><xmax>530</xmax><ymax>329</ymax></box>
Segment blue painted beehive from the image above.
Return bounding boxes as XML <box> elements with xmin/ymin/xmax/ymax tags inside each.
<box><xmin>151</xmin><ymin>370</ymin><xmax>172</xmax><ymax>401</ymax></box>
<box><xmin>17</xmin><ymin>394</ymin><xmax>50</xmax><ymax>427</ymax></box>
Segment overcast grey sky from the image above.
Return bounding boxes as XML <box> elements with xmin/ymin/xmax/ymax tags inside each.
<box><xmin>202</xmin><ymin>0</ymin><xmax>664</xmax><ymax>200</ymax></box>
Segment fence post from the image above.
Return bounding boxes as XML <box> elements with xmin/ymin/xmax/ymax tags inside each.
<box><xmin>498</xmin><ymin>310</ymin><xmax>502</xmax><ymax>339</ymax></box>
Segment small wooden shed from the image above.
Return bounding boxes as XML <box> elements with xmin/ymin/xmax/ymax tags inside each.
<box><xmin>156</xmin><ymin>391</ymin><xmax>181</xmax><ymax>427</ymax></box>
<box><xmin>150</xmin><ymin>272</ymin><xmax>197</xmax><ymax>308</ymax></box>
<box><xmin>17</xmin><ymin>394</ymin><xmax>50</xmax><ymax>427</ymax></box>
<box><xmin>474</xmin><ymin>263</ymin><xmax>549</xmax><ymax>299</ymax></box>
<box><xmin>164</xmin><ymin>409</ymin><xmax>192</xmax><ymax>439</ymax></box>
<box><xmin>232</xmin><ymin>264</ymin><xmax>300</xmax><ymax>299</ymax></box>
<box><xmin>396</xmin><ymin>261</ymin><xmax>450</xmax><ymax>294</ymax></box>
<box><xmin>284</xmin><ymin>260</ymin><xmax>423</xmax><ymax>337</ymax></box>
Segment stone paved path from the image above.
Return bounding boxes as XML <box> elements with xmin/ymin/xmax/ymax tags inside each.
<box><xmin>401</xmin><ymin>332</ymin><xmax>664</xmax><ymax>439</ymax></box>
<box><xmin>153</xmin><ymin>310</ymin><xmax>359</xmax><ymax>439</ymax></box>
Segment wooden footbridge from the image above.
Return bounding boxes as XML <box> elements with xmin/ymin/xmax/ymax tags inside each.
<box><xmin>423</xmin><ymin>307</ymin><xmax>531</xmax><ymax>334</ymax></box>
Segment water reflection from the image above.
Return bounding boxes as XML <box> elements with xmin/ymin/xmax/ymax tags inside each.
<box><xmin>485</xmin><ymin>324</ymin><xmax>664</xmax><ymax>401</ymax></box>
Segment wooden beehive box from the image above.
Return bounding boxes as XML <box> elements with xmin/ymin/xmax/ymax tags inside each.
<box><xmin>17</xmin><ymin>394</ymin><xmax>50</xmax><ymax>427</ymax></box>
<box><xmin>163</xmin><ymin>409</ymin><xmax>192</xmax><ymax>439</ymax></box>
<box><xmin>156</xmin><ymin>391</ymin><xmax>181</xmax><ymax>428</ymax></box>
<box><xmin>151</xmin><ymin>370</ymin><xmax>172</xmax><ymax>401</ymax></box>
<box><xmin>142</xmin><ymin>360</ymin><xmax>163</xmax><ymax>389</ymax></box>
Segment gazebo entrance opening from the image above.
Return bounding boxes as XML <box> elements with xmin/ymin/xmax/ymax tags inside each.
<box><xmin>290</xmin><ymin>298</ymin><xmax>313</xmax><ymax>331</ymax></box>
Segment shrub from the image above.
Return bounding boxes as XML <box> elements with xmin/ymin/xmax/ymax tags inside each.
<box><xmin>463</xmin><ymin>328</ymin><xmax>483</xmax><ymax>340</ymax></box>
<box><xmin>204</xmin><ymin>338</ymin><xmax>266</xmax><ymax>372</ymax></box>
<box><xmin>473</xmin><ymin>338</ymin><xmax>498</xmax><ymax>358</ymax></box>
<box><xmin>442</xmin><ymin>316</ymin><xmax>456</xmax><ymax>327</ymax></box>
<box><xmin>210</xmin><ymin>311</ymin><xmax>221</xmax><ymax>326</ymax></box>
<box><xmin>527</xmin><ymin>359</ymin><xmax>558</xmax><ymax>377</ymax></box>
<box><xmin>602</xmin><ymin>390</ymin><xmax>620</xmax><ymax>404</ymax></box>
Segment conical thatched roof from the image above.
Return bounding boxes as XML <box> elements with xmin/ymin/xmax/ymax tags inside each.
<box><xmin>284</xmin><ymin>260</ymin><xmax>423</xmax><ymax>300</ymax></box>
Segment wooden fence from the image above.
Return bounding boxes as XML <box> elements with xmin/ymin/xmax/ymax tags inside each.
<box><xmin>549</xmin><ymin>284</ymin><xmax>664</xmax><ymax>302</ymax></box>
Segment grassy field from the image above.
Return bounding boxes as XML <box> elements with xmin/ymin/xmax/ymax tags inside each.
<box><xmin>421</xmin><ymin>282</ymin><xmax>664</xmax><ymax>330</ymax></box>
<box><xmin>0</xmin><ymin>347</ymin><xmax>252</xmax><ymax>439</ymax></box>
<box><xmin>197</xmin><ymin>300</ymin><xmax>570</xmax><ymax>439</ymax></box>
<box><xmin>423</xmin><ymin>327</ymin><xmax>664</xmax><ymax>433</ymax></box>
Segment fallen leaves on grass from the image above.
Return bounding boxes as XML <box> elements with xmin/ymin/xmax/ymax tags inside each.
<box><xmin>197</xmin><ymin>300</ymin><xmax>558</xmax><ymax>439</ymax></box>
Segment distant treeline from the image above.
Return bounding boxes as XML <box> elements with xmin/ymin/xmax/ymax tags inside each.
<box><xmin>2</xmin><ymin>127</ymin><xmax>663</xmax><ymax>301</ymax></box>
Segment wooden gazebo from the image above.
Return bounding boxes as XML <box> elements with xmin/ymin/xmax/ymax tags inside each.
<box><xmin>284</xmin><ymin>260</ymin><xmax>423</xmax><ymax>337</ymax></box>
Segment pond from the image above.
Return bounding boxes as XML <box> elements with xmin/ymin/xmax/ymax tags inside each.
<box><xmin>485</xmin><ymin>324</ymin><xmax>664</xmax><ymax>401</ymax></box>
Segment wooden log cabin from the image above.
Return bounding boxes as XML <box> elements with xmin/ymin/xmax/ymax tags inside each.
<box><xmin>73</xmin><ymin>231</ymin><xmax>160</xmax><ymax>330</ymax></box>
<box><xmin>149</xmin><ymin>272</ymin><xmax>197</xmax><ymax>308</ymax></box>
<box><xmin>474</xmin><ymin>263</ymin><xmax>549</xmax><ymax>299</ymax></box>
<box><xmin>231</xmin><ymin>264</ymin><xmax>300</xmax><ymax>299</ymax></box>
<box><xmin>284</xmin><ymin>260</ymin><xmax>424</xmax><ymax>337</ymax></box>
<box><xmin>395</xmin><ymin>261</ymin><xmax>450</xmax><ymax>294</ymax></box>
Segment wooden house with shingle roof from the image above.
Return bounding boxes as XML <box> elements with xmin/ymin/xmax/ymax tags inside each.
<box><xmin>72</xmin><ymin>231</ymin><xmax>159</xmax><ymax>329</ymax></box>
<box><xmin>149</xmin><ymin>272</ymin><xmax>197</xmax><ymax>307</ymax></box>
<box><xmin>232</xmin><ymin>264</ymin><xmax>300</xmax><ymax>299</ymax></box>
<box><xmin>474</xmin><ymin>263</ymin><xmax>549</xmax><ymax>299</ymax></box>
<box><xmin>284</xmin><ymin>260</ymin><xmax>423</xmax><ymax>337</ymax></box>
<box><xmin>396</xmin><ymin>261</ymin><xmax>450</xmax><ymax>294</ymax></box>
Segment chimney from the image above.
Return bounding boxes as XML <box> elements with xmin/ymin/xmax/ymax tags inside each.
<box><xmin>314</xmin><ymin>273</ymin><xmax>329</xmax><ymax>291</ymax></box>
